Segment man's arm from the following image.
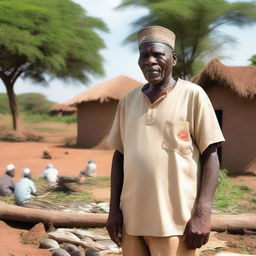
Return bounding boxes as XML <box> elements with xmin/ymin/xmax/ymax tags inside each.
<box><xmin>183</xmin><ymin>143</ymin><xmax>220</xmax><ymax>249</ymax></box>
<box><xmin>106</xmin><ymin>150</ymin><xmax>124</xmax><ymax>247</ymax></box>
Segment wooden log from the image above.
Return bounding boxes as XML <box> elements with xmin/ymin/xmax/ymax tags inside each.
<box><xmin>0</xmin><ymin>202</ymin><xmax>255</xmax><ymax>233</ymax></box>
<box><xmin>211</xmin><ymin>213</ymin><xmax>256</xmax><ymax>233</ymax></box>
<box><xmin>0</xmin><ymin>202</ymin><xmax>107</xmax><ymax>228</ymax></box>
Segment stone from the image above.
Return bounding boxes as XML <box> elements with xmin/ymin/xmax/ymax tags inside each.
<box><xmin>40</xmin><ymin>238</ymin><xmax>59</xmax><ymax>250</ymax></box>
<box><xmin>52</xmin><ymin>248</ymin><xmax>72</xmax><ymax>256</ymax></box>
<box><xmin>62</xmin><ymin>243</ymin><xmax>84</xmax><ymax>256</ymax></box>
<box><xmin>85</xmin><ymin>247</ymin><xmax>101</xmax><ymax>256</ymax></box>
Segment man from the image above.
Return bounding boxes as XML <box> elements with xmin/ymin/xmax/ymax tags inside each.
<box><xmin>106</xmin><ymin>26</ymin><xmax>225</xmax><ymax>256</ymax></box>
<box><xmin>14</xmin><ymin>168</ymin><xmax>37</xmax><ymax>206</ymax></box>
<box><xmin>39</xmin><ymin>163</ymin><xmax>59</xmax><ymax>183</ymax></box>
<box><xmin>0</xmin><ymin>164</ymin><xmax>15</xmax><ymax>196</ymax></box>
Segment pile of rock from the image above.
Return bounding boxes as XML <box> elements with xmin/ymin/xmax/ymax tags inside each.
<box><xmin>24</xmin><ymin>223</ymin><xmax>121</xmax><ymax>256</ymax></box>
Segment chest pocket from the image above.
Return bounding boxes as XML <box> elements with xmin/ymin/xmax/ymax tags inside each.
<box><xmin>162</xmin><ymin>121</ymin><xmax>192</xmax><ymax>155</ymax></box>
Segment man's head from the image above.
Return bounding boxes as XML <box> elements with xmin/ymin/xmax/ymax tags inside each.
<box><xmin>23</xmin><ymin>168</ymin><xmax>31</xmax><ymax>179</ymax></box>
<box><xmin>5</xmin><ymin>163</ymin><xmax>15</xmax><ymax>177</ymax></box>
<box><xmin>137</xmin><ymin>26</ymin><xmax>177</xmax><ymax>85</ymax></box>
<box><xmin>46</xmin><ymin>163</ymin><xmax>54</xmax><ymax>169</ymax></box>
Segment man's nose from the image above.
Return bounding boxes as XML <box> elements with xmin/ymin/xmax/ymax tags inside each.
<box><xmin>144</xmin><ymin>55</ymin><xmax>157</xmax><ymax>65</ymax></box>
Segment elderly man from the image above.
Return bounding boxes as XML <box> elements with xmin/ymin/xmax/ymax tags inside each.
<box><xmin>0</xmin><ymin>164</ymin><xmax>15</xmax><ymax>196</ymax></box>
<box><xmin>14</xmin><ymin>168</ymin><xmax>37</xmax><ymax>206</ymax></box>
<box><xmin>106</xmin><ymin>26</ymin><xmax>225</xmax><ymax>256</ymax></box>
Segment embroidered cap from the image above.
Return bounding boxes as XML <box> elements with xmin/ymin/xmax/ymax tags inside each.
<box><xmin>23</xmin><ymin>168</ymin><xmax>31</xmax><ymax>176</ymax></box>
<box><xmin>6</xmin><ymin>164</ymin><xmax>15</xmax><ymax>172</ymax></box>
<box><xmin>137</xmin><ymin>26</ymin><xmax>176</xmax><ymax>50</ymax></box>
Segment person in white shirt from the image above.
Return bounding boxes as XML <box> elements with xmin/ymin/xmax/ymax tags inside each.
<box><xmin>80</xmin><ymin>159</ymin><xmax>97</xmax><ymax>178</ymax></box>
<box><xmin>14</xmin><ymin>168</ymin><xmax>37</xmax><ymax>206</ymax></box>
<box><xmin>40</xmin><ymin>163</ymin><xmax>59</xmax><ymax>183</ymax></box>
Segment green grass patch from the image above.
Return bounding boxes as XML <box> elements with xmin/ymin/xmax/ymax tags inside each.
<box><xmin>213</xmin><ymin>169</ymin><xmax>255</xmax><ymax>212</ymax></box>
<box><xmin>0</xmin><ymin>195</ymin><xmax>15</xmax><ymax>204</ymax></box>
<box><xmin>21</xmin><ymin>113</ymin><xmax>76</xmax><ymax>124</ymax></box>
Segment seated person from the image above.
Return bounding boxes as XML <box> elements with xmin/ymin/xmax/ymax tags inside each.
<box><xmin>80</xmin><ymin>159</ymin><xmax>97</xmax><ymax>178</ymax></box>
<box><xmin>39</xmin><ymin>163</ymin><xmax>59</xmax><ymax>183</ymax></box>
<box><xmin>0</xmin><ymin>164</ymin><xmax>15</xmax><ymax>196</ymax></box>
<box><xmin>14</xmin><ymin>168</ymin><xmax>37</xmax><ymax>206</ymax></box>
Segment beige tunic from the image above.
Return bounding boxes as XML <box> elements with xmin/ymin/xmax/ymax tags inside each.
<box><xmin>108</xmin><ymin>78</ymin><xmax>225</xmax><ymax>237</ymax></box>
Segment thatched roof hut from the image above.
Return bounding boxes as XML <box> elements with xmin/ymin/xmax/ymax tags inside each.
<box><xmin>194</xmin><ymin>59</ymin><xmax>256</xmax><ymax>175</ymax></box>
<box><xmin>194</xmin><ymin>58</ymin><xmax>256</xmax><ymax>98</ymax></box>
<box><xmin>67</xmin><ymin>75</ymin><xmax>143</xmax><ymax>105</ymax></box>
<box><xmin>50</xmin><ymin>104</ymin><xmax>76</xmax><ymax>116</ymax></box>
<box><xmin>68</xmin><ymin>75</ymin><xmax>143</xmax><ymax>149</ymax></box>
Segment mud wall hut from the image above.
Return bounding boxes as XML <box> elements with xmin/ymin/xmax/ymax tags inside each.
<box><xmin>194</xmin><ymin>59</ymin><xmax>256</xmax><ymax>175</ymax></box>
<box><xmin>67</xmin><ymin>75</ymin><xmax>142</xmax><ymax>149</ymax></box>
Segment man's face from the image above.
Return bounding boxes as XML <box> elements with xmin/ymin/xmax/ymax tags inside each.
<box><xmin>8</xmin><ymin>169</ymin><xmax>15</xmax><ymax>177</ymax></box>
<box><xmin>138</xmin><ymin>42</ymin><xmax>177</xmax><ymax>85</ymax></box>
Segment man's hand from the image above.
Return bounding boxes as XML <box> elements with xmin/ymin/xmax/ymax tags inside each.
<box><xmin>183</xmin><ymin>213</ymin><xmax>211</xmax><ymax>249</ymax></box>
<box><xmin>106</xmin><ymin>208</ymin><xmax>123</xmax><ymax>247</ymax></box>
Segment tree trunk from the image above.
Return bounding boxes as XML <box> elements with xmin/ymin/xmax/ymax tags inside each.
<box><xmin>4</xmin><ymin>79</ymin><xmax>19</xmax><ymax>130</ymax></box>
<box><xmin>0</xmin><ymin>202</ymin><xmax>107</xmax><ymax>228</ymax></box>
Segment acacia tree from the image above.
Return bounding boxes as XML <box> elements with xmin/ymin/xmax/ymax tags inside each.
<box><xmin>0</xmin><ymin>0</ymin><xmax>108</xmax><ymax>130</ymax></box>
<box><xmin>118</xmin><ymin>0</ymin><xmax>256</xmax><ymax>78</ymax></box>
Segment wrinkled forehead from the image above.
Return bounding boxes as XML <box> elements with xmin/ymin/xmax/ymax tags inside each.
<box><xmin>139</xmin><ymin>42</ymin><xmax>173</xmax><ymax>54</ymax></box>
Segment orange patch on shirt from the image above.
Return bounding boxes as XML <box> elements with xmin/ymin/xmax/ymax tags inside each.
<box><xmin>177</xmin><ymin>129</ymin><xmax>191</xmax><ymax>141</ymax></box>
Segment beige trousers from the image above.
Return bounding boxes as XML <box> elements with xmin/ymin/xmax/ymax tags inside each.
<box><xmin>122</xmin><ymin>228</ymin><xmax>196</xmax><ymax>256</ymax></box>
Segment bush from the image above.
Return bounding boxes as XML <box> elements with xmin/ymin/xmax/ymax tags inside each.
<box><xmin>22</xmin><ymin>113</ymin><xmax>76</xmax><ymax>123</ymax></box>
<box><xmin>18</xmin><ymin>93</ymin><xmax>55</xmax><ymax>114</ymax></box>
<box><xmin>0</xmin><ymin>93</ymin><xmax>55</xmax><ymax>115</ymax></box>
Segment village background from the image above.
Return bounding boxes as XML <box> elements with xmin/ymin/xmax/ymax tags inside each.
<box><xmin>0</xmin><ymin>0</ymin><xmax>255</xmax><ymax>255</ymax></box>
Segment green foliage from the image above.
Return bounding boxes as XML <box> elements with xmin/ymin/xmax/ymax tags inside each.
<box><xmin>249</xmin><ymin>54</ymin><xmax>256</xmax><ymax>65</ymax></box>
<box><xmin>0</xmin><ymin>93</ymin><xmax>54</xmax><ymax>114</ymax></box>
<box><xmin>118</xmin><ymin>0</ymin><xmax>256</xmax><ymax>78</ymax></box>
<box><xmin>213</xmin><ymin>169</ymin><xmax>254</xmax><ymax>212</ymax></box>
<box><xmin>18</xmin><ymin>93</ymin><xmax>54</xmax><ymax>114</ymax></box>
<box><xmin>0</xmin><ymin>0</ymin><xmax>108</xmax><ymax>83</ymax></box>
<box><xmin>22</xmin><ymin>113</ymin><xmax>76</xmax><ymax>124</ymax></box>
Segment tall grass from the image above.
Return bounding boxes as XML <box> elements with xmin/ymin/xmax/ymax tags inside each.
<box><xmin>213</xmin><ymin>169</ymin><xmax>254</xmax><ymax>212</ymax></box>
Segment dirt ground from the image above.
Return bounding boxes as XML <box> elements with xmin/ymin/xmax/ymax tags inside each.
<box><xmin>0</xmin><ymin>141</ymin><xmax>255</xmax><ymax>255</ymax></box>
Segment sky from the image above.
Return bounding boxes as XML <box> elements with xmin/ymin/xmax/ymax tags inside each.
<box><xmin>0</xmin><ymin>0</ymin><xmax>256</xmax><ymax>103</ymax></box>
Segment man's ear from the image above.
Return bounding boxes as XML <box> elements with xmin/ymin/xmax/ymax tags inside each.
<box><xmin>172</xmin><ymin>52</ymin><xmax>177</xmax><ymax>66</ymax></box>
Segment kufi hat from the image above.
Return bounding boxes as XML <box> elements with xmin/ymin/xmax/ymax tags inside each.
<box><xmin>23</xmin><ymin>168</ymin><xmax>31</xmax><ymax>176</ymax></box>
<box><xmin>6</xmin><ymin>164</ymin><xmax>15</xmax><ymax>172</ymax></box>
<box><xmin>137</xmin><ymin>26</ymin><xmax>176</xmax><ymax>50</ymax></box>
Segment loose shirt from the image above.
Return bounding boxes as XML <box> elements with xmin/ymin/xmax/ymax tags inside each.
<box><xmin>40</xmin><ymin>168</ymin><xmax>59</xmax><ymax>183</ymax></box>
<box><xmin>0</xmin><ymin>174</ymin><xmax>15</xmax><ymax>196</ymax></box>
<box><xmin>108</xmin><ymin>78</ymin><xmax>225</xmax><ymax>237</ymax></box>
<box><xmin>14</xmin><ymin>177</ymin><xmax>37</xmax><ymax>205</ymax></box>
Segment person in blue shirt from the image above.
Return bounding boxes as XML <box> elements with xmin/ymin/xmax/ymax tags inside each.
<box><xmin>14</xmin><ymin>168</ymin><xmax>37</xmax><ymax>206</ymax></box>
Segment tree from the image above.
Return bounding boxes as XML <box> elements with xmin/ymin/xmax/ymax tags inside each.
<box><xmin>0</xmin><ymin>0</ymin><xmax>108</xmax><ymax>130</ymax></box>
<box><xmin>118</xmin><ymin>0</ymin><xmax>256</xmax><ymax>79</ymax></box>
<box><xmin>249</xmin><ymin>54</ymin><xmax>256</xmax><ymax>65</ymax></box>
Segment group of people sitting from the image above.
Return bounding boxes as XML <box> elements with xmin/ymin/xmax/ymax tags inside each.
<box><xmin>0</xmin><ymin>163</ymin><xmax>59</xmax><ymax>206</ymax></box>
<box><xmin>0</xmin><ymin>159</ymin><xmax>97</xmax><ymax>207</ymax></box>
